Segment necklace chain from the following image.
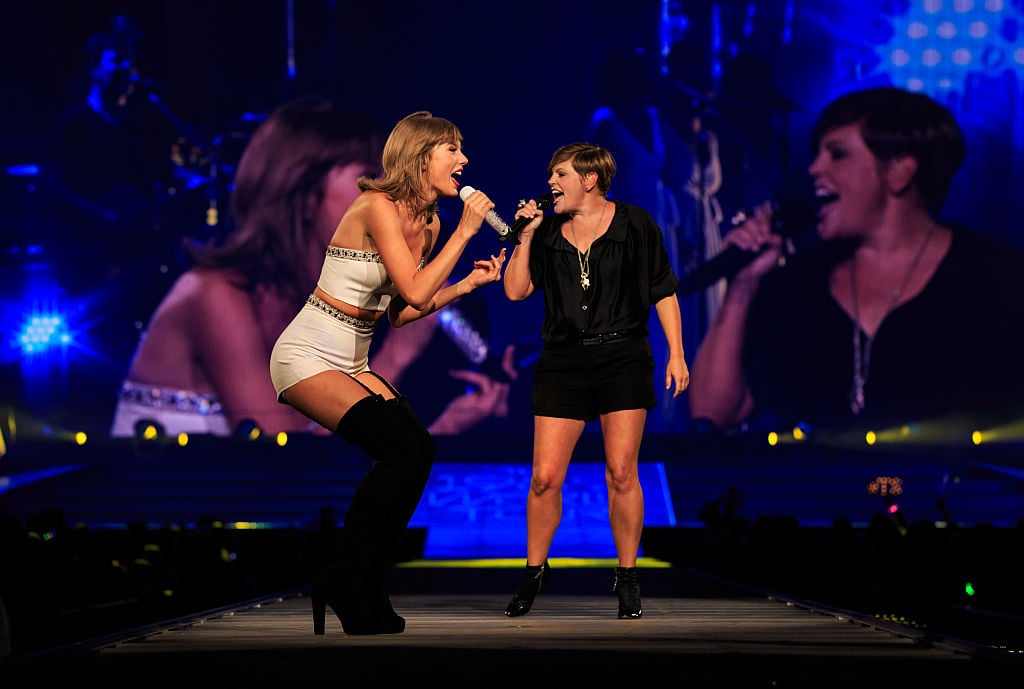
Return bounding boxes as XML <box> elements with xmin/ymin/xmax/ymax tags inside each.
<box><xmin>849</xmin><ymin>225</ymin><xmax>936</xmax><ymax>415</ymax></box>
<box><xmin>569</xmin><ymin>201</ymin><xmax>607</xmax><ymax>290</ymax></box>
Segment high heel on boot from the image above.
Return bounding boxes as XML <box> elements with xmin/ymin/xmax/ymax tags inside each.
<box><xmin>311</xmin><ymin>570</ymin><xmax>405</xmax><ymax>635</ymax></box>
<box><xmin>504</xmin><ymin>560</ymin><xmax>550</xmax><ymax>617</ymax></box>
<box><xmin>614</xmin><ymin>566</ymin><xmax>642</xmax><ymax>619</ymax></box>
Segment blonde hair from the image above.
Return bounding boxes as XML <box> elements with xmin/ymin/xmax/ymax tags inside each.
<box><xmin>358</xmin><ymin>110</ymin><xmax>463</xmax><ymax>217</ymax></box>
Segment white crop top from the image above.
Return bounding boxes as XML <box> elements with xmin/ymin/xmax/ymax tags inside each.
<box><xmin>316</xmin><ymin>246</ymin><xmax>397</xmax><ymax>313</ymax></box>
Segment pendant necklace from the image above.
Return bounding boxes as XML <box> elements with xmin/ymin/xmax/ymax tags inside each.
<box><xmin>848</xmin><ymin>225</ymin><xmax>936</xmax><ymax>415</ymax></box>
<box><xmin>569</xmin><ymin>201</ymin><xmax>607</xmax><ymax>290</ymax></box>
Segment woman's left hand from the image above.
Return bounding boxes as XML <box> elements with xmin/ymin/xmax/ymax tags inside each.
<box><xmin>667</xmin><ymin>356</ymin><xmax>690</xmax><ymax>397</ymax></box>
<box><xmin>465</xmin><ymin>247</ymin><xmax>507</xmax><ymax>289</ymax></box>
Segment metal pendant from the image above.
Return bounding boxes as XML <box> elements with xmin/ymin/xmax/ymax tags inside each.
<box><xmin>580</xmin><ymin>272</ymin><xmax>590</xmax><ymax>290</ymax></box>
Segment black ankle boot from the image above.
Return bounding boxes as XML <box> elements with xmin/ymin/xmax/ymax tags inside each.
<box><xmin>614</xmin><ymin>567</ymin><xmax>642</xmax><ymax>619</ymax></box>
<box><xmin>504</xmin><ymin>560</ymin><xmax>550</xmax><ymax>617</ymax></box>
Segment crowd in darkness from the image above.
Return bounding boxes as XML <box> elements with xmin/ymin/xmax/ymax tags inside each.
<box><xmin>0</xmin><ymin>507</ymin><xmax>335</xmax><ymax>660</ymax></box>
<box><xmin>2</xmin><ymin>503</ymin><xmax>1023</xmax><ymax>661</ymax></box>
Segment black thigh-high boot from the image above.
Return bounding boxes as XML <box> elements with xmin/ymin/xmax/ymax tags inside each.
<box><xmin>366</xmin><ymin>396</ymin><xmax>436</xmax><ymax>615</ymax></box>
<box><xmin>384</xmin><ymin>394</ymin><xmax>435</xmax><ymax>534</ymax></box>
<box><xmin>311</xmin><ymin>395</ymin><xmax>423</xmax><ymax>636</ymax></box>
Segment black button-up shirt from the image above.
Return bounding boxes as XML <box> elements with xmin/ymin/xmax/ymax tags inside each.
<box><xmin>528</xmin><ymin>201</ymin><xmax>678</xmax><ymax>344</ymax></box>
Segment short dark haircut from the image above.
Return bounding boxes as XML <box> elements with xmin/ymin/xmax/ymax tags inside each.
<box><xmin>547</xmin><ymin>142</ymin><xmax>617</xmax><ymax>195</ymax></box>
<box><xmin>811</xmin><ymin>87</ymin><xmax>966</xmax><ymax>214</ymax></box>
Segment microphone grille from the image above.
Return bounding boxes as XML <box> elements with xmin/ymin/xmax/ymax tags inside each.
<box><xmin>458</xmin><ymin>185</ymin><xmax>476</xmax><ymax>202</ymax></box>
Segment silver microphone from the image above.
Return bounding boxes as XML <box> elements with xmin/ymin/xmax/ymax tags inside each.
<box><xmin>458</xmin><ymin>185</ymin><xmax>512</xmax><ymax>240</ymax></box>
<box><xmin>437</xmin><ymin>306</ymin><xmax>488</xmax><ymax>364</ymax></box>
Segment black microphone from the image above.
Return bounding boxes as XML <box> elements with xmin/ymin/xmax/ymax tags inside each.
<box><xmin>677</xmin><ymin>199</ymin><xmax>818</xmax><ymax>297</ymax></box>
<box><xmin>459</xmin><ymin>185</ymin><xmax>517</xmax><ymax>243</ymax></box>
<box><xmin>509</xmin><ymin>192</ymin><xmax>555</xmax><ymax>236</ymax></box>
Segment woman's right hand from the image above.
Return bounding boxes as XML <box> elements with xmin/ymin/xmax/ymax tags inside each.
<box><xmin>722</xmin><ymin>201</ymin><xmax>785</xmax><ymax>285</ymax></box>
<box><xmin>458</xmin><ymin>187</ymin><xmax>495</xmax><ymax>237</ymax></box>
<box><xmin>427</xmin><ymin>367</ymin><xmax>512</xmax><ymax>435</ymax></box>
<box><xmin>512</xmin><ymin>198</ymin><xmax>545</xmax><ymax>241</ymax></box>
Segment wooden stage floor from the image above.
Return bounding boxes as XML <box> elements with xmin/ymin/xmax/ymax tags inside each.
<box><xmin>1</xmin><ymin>563</ymin><xmax>1019</xmax><ymax>687</ymax></box>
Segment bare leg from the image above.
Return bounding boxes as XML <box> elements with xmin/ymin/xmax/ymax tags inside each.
<box><xmin>599</xmin><ymin>408</ymin><xmax>647</xmax><ymax>618</ymax></box>
<box><xmin>526</xmin><ymin>415</ymin><xmax>585</xmax><ymax>564</ymax></box>
<box><xmin>504</xmin><ymin>415</ymin><xmax>583</xmax><ymax>617</ymax></box>
<box><xmin>600</xmin><ymin>408</ymin><xmax>647</xmax><ymax>568</ymax></box>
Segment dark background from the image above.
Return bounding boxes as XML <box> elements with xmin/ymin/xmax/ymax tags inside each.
<box><xmin>2</xmin><ymin>0</ymin><xmax>1022</xmax><ymax>437</ymax></box>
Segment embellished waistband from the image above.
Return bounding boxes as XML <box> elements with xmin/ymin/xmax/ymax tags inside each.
<box><xmin>306</xmin><ymin>294</ymin><xmax>376</xmax><ymax>332</ymax></box>
<box><xmin>117</xmin><ymin>381</ymin><xmax>223</xmax><ymax>415</ymax></box>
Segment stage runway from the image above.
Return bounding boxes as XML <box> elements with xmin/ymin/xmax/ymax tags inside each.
<box><xmin>1</xmin><ymin>563</ymin><xmax>1018</xmax><ymax>687</ymax></box>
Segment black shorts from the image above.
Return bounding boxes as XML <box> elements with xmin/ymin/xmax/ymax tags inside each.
<box><xmin>531</xmin><ymin>338</ymin><xmax>657</xmax><ymax>422</ymax></box>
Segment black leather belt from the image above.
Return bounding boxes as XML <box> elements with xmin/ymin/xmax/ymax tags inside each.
<box><xmin>570</xmin><ymin>330</ymin><xmax>640</xmax><ymax>346</ymax></box>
